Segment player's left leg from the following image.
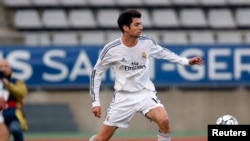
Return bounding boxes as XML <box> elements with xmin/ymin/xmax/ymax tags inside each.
<box><xmin>146</xmin><ymin>106</ymin><xmax>171</xmax><ymax>141</ymax></box>
<box><xmin>89</xmin><ymin>134</ymin><xmax>96</xmax><ymax>141</ymax></box>
<box><xmin>89</xmin><ymin>124</ymin><xmax>118</xmax><ymax>141</ymax></box>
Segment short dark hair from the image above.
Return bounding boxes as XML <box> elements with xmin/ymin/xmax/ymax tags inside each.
<box><xmin>117</xmin><ymin>9</ymin><xmax>141</xmax><ymax>33</ymax></box>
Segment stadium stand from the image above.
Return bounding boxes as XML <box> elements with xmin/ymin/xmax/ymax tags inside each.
<box><xmin>24</xmin><ymin>103</ymin><xmax>78</xmax><ymax>132</ymax></box>
<box><xmin>2</xmin><ymin>0</ymin><xmax>250</xmax><ymax>44</ymax></box>
<box><xmin>1</xmin><ymin>0</ymin><xmax>250</xmax><ymax>45</ymax></box>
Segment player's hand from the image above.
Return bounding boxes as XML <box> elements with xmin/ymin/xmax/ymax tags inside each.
<box><xmin>188</xmin><ymin>56</ymin><xmax>203</xmax><ymax>66</ymax></box>
<box><xmin>0</xmin><ymin>97</ymin><xmax>6</xmax><ymax>110</ymax></box>
<box><xmin>92</xmin><ymin>106</ymin><xmax>101</xmax><ymax>118</ymax></box>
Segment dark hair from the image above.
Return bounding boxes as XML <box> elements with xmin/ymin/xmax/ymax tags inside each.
<box><xmin>117</xmin><ymin>9</ymin><xmax>141</xmax><ymax>33</ymax></box>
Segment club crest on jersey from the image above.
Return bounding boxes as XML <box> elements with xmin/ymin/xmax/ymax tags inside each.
<box><xmin>141</xmin><ymin>52</ymin><xmax>147</xmax><ymax>59</ymax></box>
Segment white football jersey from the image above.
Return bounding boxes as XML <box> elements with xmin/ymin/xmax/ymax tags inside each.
<box><xmin>90</xmin><ymin>35</ymin><xmax>189</xmax><ymax>107</ymax></box>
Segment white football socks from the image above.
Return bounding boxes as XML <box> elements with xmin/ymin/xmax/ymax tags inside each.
<box><xmin>89</xmin><ymin>134</ymin><xmax>96</xmax><ymax>141</ymax></box>
<box><xmin>158</xmin><ymin>132</ymin><xmax>171</xmax><ymax>141</ymax></box>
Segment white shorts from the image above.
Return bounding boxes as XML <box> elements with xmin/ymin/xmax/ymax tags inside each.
<box><xmin>103</xmin><ymin>89</ymin><xmax>163</xmax><ymax>128</ymax></box>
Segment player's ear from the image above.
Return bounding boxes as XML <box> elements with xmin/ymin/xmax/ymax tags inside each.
<box><xmin>123</xmin><ymin>25</ymin><xmax>129</xmax><ymax>32</ymax></box>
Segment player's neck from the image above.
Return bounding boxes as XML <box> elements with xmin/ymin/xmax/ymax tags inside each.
<box><xmin>121</xmin><ymin>35</ymin><xmax>138</xmax><ymax>48</ymax></box>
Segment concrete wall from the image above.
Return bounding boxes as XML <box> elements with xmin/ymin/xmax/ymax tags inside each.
<box><xmin>24</xmin><ymin>87</ymin><xmax>250</xmax><ymax>133</ymax></box>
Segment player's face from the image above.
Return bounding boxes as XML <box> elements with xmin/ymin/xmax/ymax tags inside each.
<box><xmin>127</xmin><ymin>18</ymin><xmax>143</xmax><ymax>38</ymax></box>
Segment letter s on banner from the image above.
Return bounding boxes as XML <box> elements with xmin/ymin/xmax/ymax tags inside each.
<box><xmin>42</xmin><ymin>49</ymin><xmax>68</xmax><ymax>82</ymax></box>
<box><xmin>7</xmin><ymin>50</ymin><xmax>32</xmax><ymax>80</ymax></box>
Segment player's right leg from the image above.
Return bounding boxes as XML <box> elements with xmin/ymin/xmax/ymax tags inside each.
<box><xmin>89</xmin><ymin>124</ymin><xmax>118</xmax><ymax>141</ymax></box>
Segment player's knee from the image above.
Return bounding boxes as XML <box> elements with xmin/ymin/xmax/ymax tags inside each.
<box><xmin>158</xmin><ymin>118</ymin><xmax>170</xmax><ymax>133</ymax></box>
<box><xmin>160</xmin><ymin>118</ymin><xmax>170</xmax><ymax>126</ymax></box>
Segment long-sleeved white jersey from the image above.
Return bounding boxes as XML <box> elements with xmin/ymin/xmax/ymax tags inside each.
<box><xmin>90</xmin><ymin>35</ymin><xmax>189</xmax><ymax>107</ymax></box>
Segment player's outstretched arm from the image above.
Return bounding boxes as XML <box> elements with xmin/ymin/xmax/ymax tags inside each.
<box><xmin>188</xmin><ymin>56</ymin><xmax>203</xmax><ymax>66</ymax></box>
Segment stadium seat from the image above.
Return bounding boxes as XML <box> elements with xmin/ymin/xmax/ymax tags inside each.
<box><xmin>208</xmin><ymin>9</ymin><xmax>236</xmax><ymax>29</ymax></box>
<box><xmin>161</xmin><ymin>32</ymin><xmax>188</xmax><ymax>45</ymax></box>
<box><xmin>60</xmin><ymin>0</ymin><xmax>88</xmax><ymax>6</ymax></box>
<box><xmin>180</xmin><ymin>9</ymin><xmax>207</xmax><ymax>28</ymax></box>
<box><xmin>14</xmin><ymin>10</ymin><xmax>42</xmax><ymax>29</ymax></box>
<box><xmin>39</xmin><ymin>32</ymin><xmax>52</xmax><ymax>46</ymax></box>
<box><xmin>23</xmin><ymin>32</ymin><xmax>51</xmax><ymax>46</ymax></box>
<box><xmin>96</xmin><ymin>9</ymin><xmax>120</xmax><ymax>28</ymax></box>
<box><xmin>69</xmin><ymin>9</ymin><xmax>97</xmax><ymax>28</ymax></box>
<box><xmin>172</xmin><ymin>0</ymin><xmax>199</xmax><ymax>5</ymax></box>
<box><xmin>42</xmin><ymin>10</ymin><xmax>69</xmax><ymax>29</ymax></box>
<box><xmin>142</xmin><ymin>31</ymin><xmax>161</xmax><ymax>43</ymax></box>
<box><xmin>106</xmin><ymin>31</ymin><xmax>122</xmax><ymax>42</ymax></box>
<box><xmin>235</xmin><ymin>8</ymin><xmax>250</xmax><ymax>27</ymax></box>
<box><xmin>32</xmin><ymin>0</ymin><xmax>60</xmax><ymax>7</ymax></box>
<box><xmin>80</xmin><ymin>31</ymin><xmax>105</xmax><ymax>45</ymax></box>
<box><xmin>0</xmin><ymin>13</ymin><xmax>5</xmax><ymax>26</ymax></box>
<box><xmin>189</xmin><ymin>31</ymin><xmax>215</xmax><ymax>44</ymax></box>
<box><xmin>216</xmin><ymin>31</ymin><xmax>243</xmax><ymax>44</ymax></box>
<box><xmin>88</xmin><ymin>0</ymin><xmax>115</xmax><ymax>6</ymax></box>
<box><xmin>152</xmin><ymin>9</ymin><xmax>180</xmax><ymax>28</ymax></box>
<box><xmin>115</xmin><ymin>0</ymin><xmax>143</xmax><ymax>6</ymax></box>
<box><xmin>228</xmin><ymin>0</ymin><xmax>250</xmax><ymax>5</ymax></box>
<box><xmin>199</xmin><ymin>0</ymin><xmax>227</xmax><ymax>6</ymax></box>
<box><xmin>244</xmin><ymin>32</ymin><xmax>250</xmax><ymax>44</ymax></box>
<box><xmin>3</xmin><ymin>0</ymin><xmax>32</xmax><ymax>7</ymax></box>
<box><xmin>138</xmin><ymin>9</ymin><xmax>152</xmax><ymax>28</ymax></box>
<box><xmin>22</xmin><ymin>32</ymin><xmax>39</xmax><ymax>46</ymax></box>
<box><xmin>52</xmin><ymin>32</ymin><xmax>79</xmax><ymax>46</ymax></box>
<box><xmin>144</xmin><ymin>0</ymin><xmax>172</xmax><ymax>6</ymax></box>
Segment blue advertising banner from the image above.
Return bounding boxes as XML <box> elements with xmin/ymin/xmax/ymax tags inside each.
<box><xmin>0</xmin><ymin>45</ymin><xmax>249</xmax><ymax>88</ymax></box>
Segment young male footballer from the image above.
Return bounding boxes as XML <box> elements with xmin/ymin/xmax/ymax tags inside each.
<box><xmin>89</xmin><ymin>9</ymin><xmax>203</xmax><ymax>141</ymax></box>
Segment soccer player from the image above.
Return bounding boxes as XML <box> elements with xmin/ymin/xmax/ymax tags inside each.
<box><xmin>89</xmin><ymin>9</ymin><xmax>203</xmax><ymax>141</ymax></box>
